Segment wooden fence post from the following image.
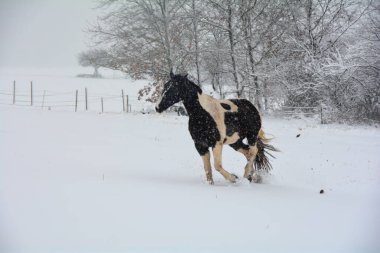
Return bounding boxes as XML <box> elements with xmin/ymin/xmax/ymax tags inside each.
<box><xmin>122</xmin><ymin>89</ymin><xmax>125</xmax><ymax>112</ymax></box>
<box><xmin>85</xmin><ymin>88</ymin><xmax>88</xmax><ymax>111</ymax></box>
<box><xmin>101</xmin><ymin>97</ymin><xmax>104</xmax><ymax>113</ymax></box>
<box><xmin>75</xmin><ymin>90</ymin><xmax>78</xmax><ymax>112</ymax></box>
<box><xmin>126</xmin><ymin>95</ymin><xmax>129</xmax><ymax>113</ymax></box>
<box><xmin>13</xmin><ymin>80</ymin><xmax>15</xmax><ymax>104</ymax></box>
<box><xmin>30</xmin><ymin>81</ymin><xmax>33</xmax><ymax>106</ymax></box>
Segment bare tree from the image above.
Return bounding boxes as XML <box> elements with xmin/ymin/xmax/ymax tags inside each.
<box><xmin>78</xmin><ymin>49</ymin><xmax>110</xmax><ymax>77</ymax></box>
<box><xmin>203</xmin><ymin>28</ymin><xmax>229</xmax><ymax>97</ymax></box>
<box><xmin>238</xmin><ymin>0</ymin><xmax>288</xmax><ymax>109</ymax></box>
<box><xmin>277</xmin><ymin>0</ymin><xmax>369</xmax><ymax>107</ymax></box>
<box><xmin>86</xmin><ymin>0</ymin><xmax>377</xmax><ymax>122</ymax></box>
<box><xmin>90</xmin><ymin>0</ymin><xmax>188</xmax><ymax>80</ymax></box>
<box><xmin>200</xmin><ymin>0</ymin><xmax>242</xmax><ymax>97</ymax></box>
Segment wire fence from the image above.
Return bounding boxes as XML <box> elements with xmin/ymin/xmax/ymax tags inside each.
<box><xmin>275</xmin><ymin>105</ymin><xmax>324</xmax><ymax>124</ymax></box>
<box><xmin>0</xmin><ymin>80</ymin><xmax>150</xmax><ymax>114</ymax></box>
<box><xmin>0</xmin><ymin>80</ymin><xmax>327</xmax><ymax>123</ymax></box>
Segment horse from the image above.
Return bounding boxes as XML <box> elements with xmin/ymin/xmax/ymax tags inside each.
<box><xmin>155</xmin><ymin>71</ymin><xmax>277</xmax><ymax>184</ymax></box>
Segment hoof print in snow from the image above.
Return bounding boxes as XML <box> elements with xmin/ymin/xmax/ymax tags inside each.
<box><xmin>320</xmin><ymin>189</ymin><xmax>324</xmax><ymax>194</ymax></box>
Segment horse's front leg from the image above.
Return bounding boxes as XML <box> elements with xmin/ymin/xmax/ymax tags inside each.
<box><xmin>195</xmin><ymin>143</ymin><xmax>214</xmax><ymax>184</ymax></box>
<box><xmin>201</xmin><ymin>152</ymin><xmax>214</xmax><ymax>185</ymax></box>
<box><xmin>212</xmin><ymin>142</ymin><xmax>238</xmax><ymax>183</ymax></box>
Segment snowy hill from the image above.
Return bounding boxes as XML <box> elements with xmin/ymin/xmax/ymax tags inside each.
<box><xmin>1</xmin><ymin>104</ymin><xmax>379</xmax><ymax>253</ymax></box>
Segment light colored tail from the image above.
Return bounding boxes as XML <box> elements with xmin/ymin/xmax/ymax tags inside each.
<box><xmin>258</xmin><ymin>129</ymin><xmax>272</xmax><ymax>143</ymax></box>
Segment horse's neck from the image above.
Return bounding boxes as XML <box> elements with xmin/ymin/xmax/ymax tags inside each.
<box><xmin>183</xmin><ymin>93</ymin><xmax>214</xmax><ymax>117</ymax></box>
<box><xmin>181</xmin><ymin>80</ymin><xmax>210</xmax><ymax>116</ymax></box>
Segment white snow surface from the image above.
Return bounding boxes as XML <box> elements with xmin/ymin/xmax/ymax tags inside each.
<box><xmin>1</xmin><ymin>72</ymin><xmax>380</xmax><ymax>253</ymax></box>
<box><xmin>0</xmin><ymin>68</ymin><xmax>154</xmax><ymax>113</ymax></box>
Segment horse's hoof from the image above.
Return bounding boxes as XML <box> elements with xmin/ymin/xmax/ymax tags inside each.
<box><xmin>230</xmin><ymin>174</ymin><xmax>238</xmax><ymax>183</ymax></box>
<box><xmin>251</xmin><ymin>174</ymin><xmax>262</xmax><ymax>183</ymax></box>
<box><xmin>207</xmin><ymin>179</ymin><xmax>214</xmax><ymax>185</ymax></box>
<box><xmin>247</xmin><ymin>175</ymin><xmax>253</xmax><ymax>182</ymax></box>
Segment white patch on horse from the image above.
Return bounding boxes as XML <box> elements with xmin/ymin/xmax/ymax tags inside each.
<box><xmin>201</xmin><ymin>153</ymin><xmax>213</xmax><ymax>184</ymax></box>
<box><xmin>156</xmin><ymin>83</ymin><xmax>172</xmax><ymax>108</ymax></box>
<box><xmin>198</xmin><ymin>93</ymin><xmax>239</xmax><ymax>144</ymax></box>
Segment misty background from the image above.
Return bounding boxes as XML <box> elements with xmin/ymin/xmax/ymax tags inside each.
<box><xmin>0</xmin><ymin>0</ymin><xmax>97</xmax><ymax>69</ymax></box>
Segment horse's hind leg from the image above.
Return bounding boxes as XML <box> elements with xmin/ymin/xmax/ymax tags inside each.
<box><xmin>247</xmin><ymin>135</ymin><xmax>261</xmax><ymax>183</ymax></box>
<box><xmin>230</xmin><ymin>139</ymin><xmax>258</xmax><ymax>182</ymax></box>
<box><xmin>212</xmin><ymin>142</ymin><xmax>238</xmax><ymax>183</ymax></box>
<box><xmin>244</xmin><ymin>145</ymin><xmax>259</xmax><ymax>182</ymax></box>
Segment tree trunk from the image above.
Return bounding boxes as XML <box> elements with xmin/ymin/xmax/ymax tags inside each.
<box><xmin>264</xmin><ymin>80</ymin><xmax>268</xmax><ymax>111</ymax></box>
<box><xmin>306</xmin><ymin>0</ymin><xmax>315</xmax><ymax>55</ymax></box>
<box><xmin>211</xmin><ymin>74</ymin><xmax>216</xmax><ymax>91</ymax></box>
<box><xmin>159</xmin><ymin>0</ymin><xmax>173</xmax><ymax>72</ymax></box>
<box><xmin>241</xmin><ymin>2</ymin><xmax>262</xmax><ymax>110</ymax></box>
<box><xmin>192</xmin><ymin>0</ymin><xmax>201</xmax><ymax>87</ymax></box>
<box><xmin>227</xmin><ymin>1</ymin><xmax>241</xmax><ymax>97</ymax></box>
<box><xmin>94</xmin><ymin>67</ymin><xmax>99</xmax><ymax>77</ymax></box>
<box><xmin>217</xmin><ymin>73</ymin><xmax>223</xmax><ymax>98</ymax></box>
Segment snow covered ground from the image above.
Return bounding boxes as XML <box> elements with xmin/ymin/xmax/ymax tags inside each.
<box><xmin>0</xmin><ymin>68</ymin><xmax>153</xmax><ymax>113</ymax></box>
<box><xmin>1</xmin><ymin>72</ymin><xmax>380</xmax><ymax>253</ymax></box>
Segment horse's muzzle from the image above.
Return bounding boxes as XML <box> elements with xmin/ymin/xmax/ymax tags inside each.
<box><xmin>155</xmin><ymin>106</ymin><xmax>162</xmax><ymax>113</ymax></box>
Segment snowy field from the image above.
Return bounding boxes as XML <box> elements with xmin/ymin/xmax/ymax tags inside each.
<box><xmin>0</xmin><ymin>68</ymin><xmax>153</xmax><ymax>113</ymax></box>
<box><xmin>1</xmin><ymin>71</ymin><xmax>380</xmax><ymax>253</ymax></box>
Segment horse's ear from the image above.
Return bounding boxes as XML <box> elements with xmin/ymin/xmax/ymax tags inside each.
<box><xmin>170</xmin><ymin>69</ymin><xmax>174</xmax><ymax>79</ymax></box>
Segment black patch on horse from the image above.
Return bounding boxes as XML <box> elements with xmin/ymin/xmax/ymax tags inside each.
<box><xmin>220</xmin><ymin>103</ymin><xmax>231</xmax><ymax>110</ymax></box>
<box><xmin>224</xmin><ymin>99</ymin><xmax>261</xmax><ymax>145</ymax></box>
<box><xmin>184</xmin><ymin>96</ymin><xmax>220</xmax><ymax>155</ymax></box>
<box><xmin>155</xmin><ymin>73</ymin><xmax>220</xmax><ymax>155</ymax></box>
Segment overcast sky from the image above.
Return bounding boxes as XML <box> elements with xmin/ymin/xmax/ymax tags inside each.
<box><xmin>0</xmin><ymin>0</ymin><xmax>99</xmax><ymax>69</ymax></box>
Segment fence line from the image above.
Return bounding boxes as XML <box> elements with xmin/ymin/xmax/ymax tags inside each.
<box><xmin>276</xmin><ymin>105</ymin><xmax>324</xmax><ymax>124</ymax></box>
<box><xmin>0</xmin><ymin>80</ymin><xmax>140</xmax><ymax>114</ymax></box>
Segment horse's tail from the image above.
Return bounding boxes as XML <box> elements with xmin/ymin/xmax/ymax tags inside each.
<box><xmin>254</xmin><ymin>129</ymin><xmax>279</xmax><ymax>172</ymax></box>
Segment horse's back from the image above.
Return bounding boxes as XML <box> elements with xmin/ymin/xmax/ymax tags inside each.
<box><xmin>225</xmin><ymin>99</ymin><xmax>261</xmax><ymax>139</ymax></box>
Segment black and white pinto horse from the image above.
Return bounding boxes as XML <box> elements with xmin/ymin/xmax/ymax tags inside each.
<box><xmin>156</xmin><ymin>72</ymin><xmax>277</xmax><ymax>184</ymax></box>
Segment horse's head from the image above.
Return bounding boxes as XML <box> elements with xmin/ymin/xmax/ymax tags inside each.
<box><xmin>155</xmin><ymin>70</ymin><xmax>188</xmax><ymax>113</ymax></box>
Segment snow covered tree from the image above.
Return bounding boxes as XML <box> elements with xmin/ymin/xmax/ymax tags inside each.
<box><xmin>201</xmin><ymin>0</ymin><xmax>242</xmax><ymax>97</ymax></box>
<box><xmin>274</xmin><ymin>0</ymin><xmax>369</xmax><ymax>110</ymax></box>
<box><xmin>90</xmin><ymin>0</ymin><xmax>190</xmax><ymax>79</ymax></box>
<box><xmin>87</xmin><ymin>0</ymin><xmax>378</xmax><ymax>123</ymax></box>
<box><xmin>237</xmin><ymin>0</ymin><xmax>289</xmax><ymax>109</ymax></box>
<box><xmin>78</xmin><ymin>49</ymin><xmax>110</xmax><ymax>77</ymax></box>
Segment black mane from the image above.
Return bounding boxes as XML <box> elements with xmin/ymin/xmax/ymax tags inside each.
<box><xmin>173</xmin><ymin>74</ymin><xmax>202</xmax><ymax>94</ymax></box>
